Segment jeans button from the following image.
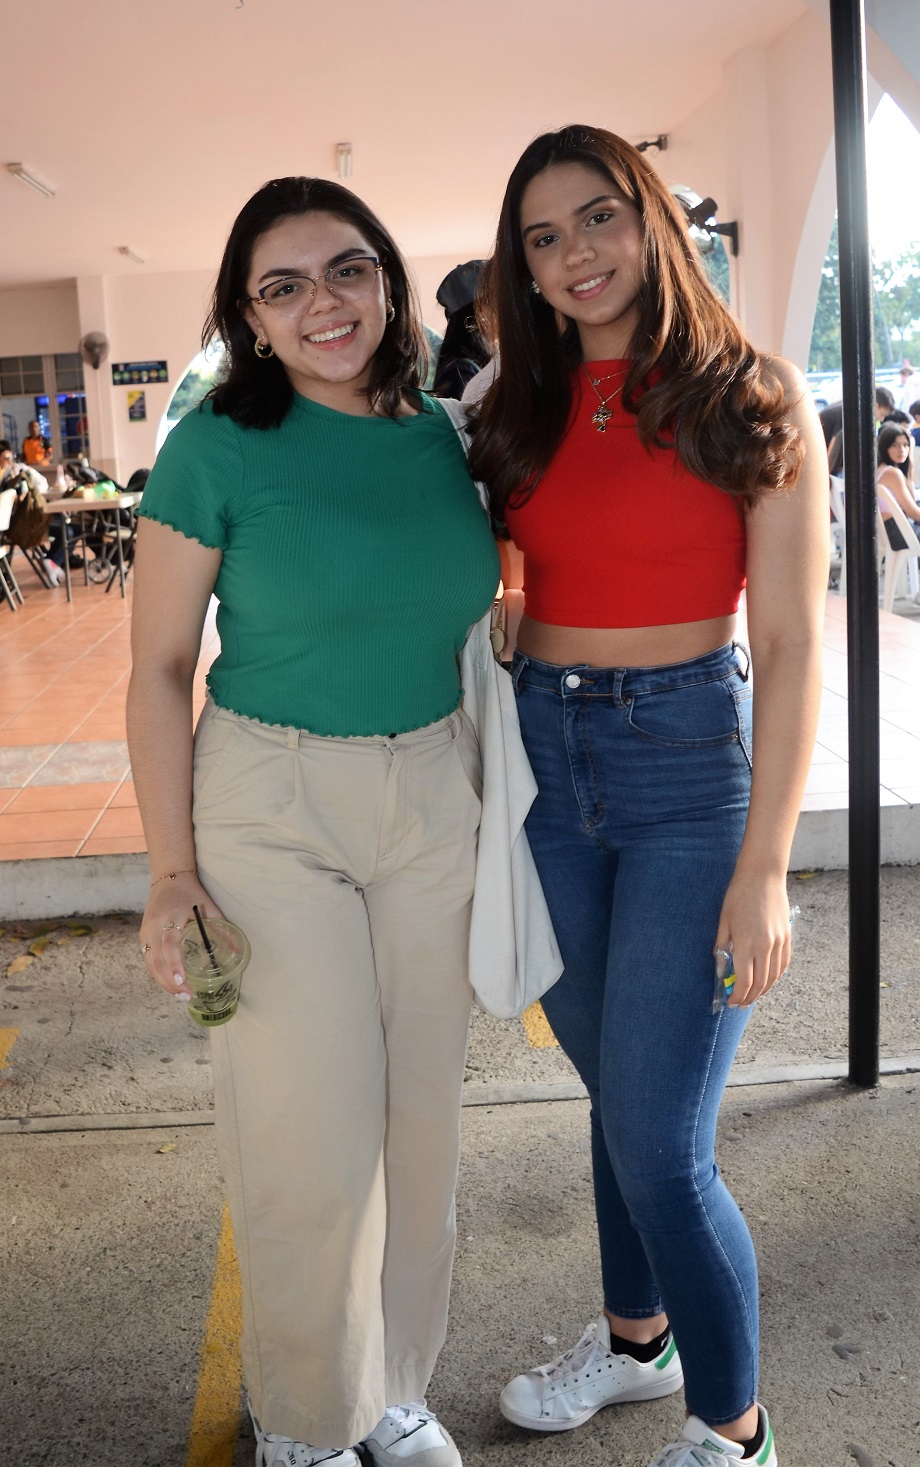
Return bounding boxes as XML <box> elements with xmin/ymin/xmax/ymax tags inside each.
<box><xmin>565</xmin><ymin>673</ymin><xmax>581</xmax><ymax>689</ymax></box>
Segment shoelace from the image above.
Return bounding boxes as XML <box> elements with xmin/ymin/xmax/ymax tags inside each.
<box><xmin>652</xmin><ymin>1442</ymin><xmax>734</xmax><ymax>1467</ymax></box>
<box><xmin>534</xmin><ymin>1321</ymin><xmax>605</xmax><ymax>1383</ymax></box>
<box><xmin>382</xmin><ymin>1401</ymin><xmax>436</xmax><ymax>1435</ymax></box>
<box><xmin>257</xmin><ymin>1427</ymin><xmax>346</xmax><ymax>1466</ymax></box>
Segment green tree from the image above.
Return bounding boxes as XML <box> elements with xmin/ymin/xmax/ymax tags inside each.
<box><xmin>873</xmin><ymin>245</ymin><xmax>920</xmax><ymax>363</ymax></box>
<box><xmin>809</xmin><ymin>218</ymin><xmax>842</xmax><ymax>371</ymax></box>
<box><xmin>167</xmin><ymin>362</ymin><xmax>221</xmax><ymax>421</ymax></box>
<box><xmin>809</xmin><ymin>221</ymin><xmax>920</xmax><ymax>371</ymax></box>
<box><xmin>702</xmin><ymin>237</ymin><xmax>730</xmax><ymax>303</ymax></box>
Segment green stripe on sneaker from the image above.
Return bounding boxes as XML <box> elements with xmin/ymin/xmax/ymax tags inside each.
<box><xmin>654</xmin><ymin>1337</ymin><xmax>678</xmax><ymax>1370</ymax></box>
<box><xmin>756</xmin><ymin>1421</ymin><xmax>774</xmax><ymax>1464</ymax></box>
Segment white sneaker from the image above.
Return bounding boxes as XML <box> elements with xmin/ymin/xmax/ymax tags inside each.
<box><xmin>499</xmin><ymin>1311</ymin><xmax>683</xmax><ymax>1432</ymax></box>
<box><xmin>42</xmin><ymin>558</ymin><xmax>64</xmax><ymax>586</ymax></box>
<box><xmin>250</xmin><ymin>1408</ymin><xmax>360</xmax><ymax>1467</ymax></box>
<box><xmin>362</xmin><ymin>1402</ymin><xmax>461</xmax><ymax>1467</ymax></box>
<box><xmin>647</xmin><ymin>1406</ymin><xmax>777</xmax><ymax>1466</ymax></box>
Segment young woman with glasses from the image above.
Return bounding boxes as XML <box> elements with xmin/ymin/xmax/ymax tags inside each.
<box><xmin>468</xmin><ymin>126</ymin><xmax>828</xmax><ymax>1467</ymax></box>
<box><xmin>128</xmin><ymin>177</ymin><xmax>499</xmax><ymax>1467</ymax></box>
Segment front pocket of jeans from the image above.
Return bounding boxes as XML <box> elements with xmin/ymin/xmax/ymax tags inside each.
<box><xmin>625</xmin><ymin>678</ymin><xmax>741</xmax><ymax>749</ymax></box>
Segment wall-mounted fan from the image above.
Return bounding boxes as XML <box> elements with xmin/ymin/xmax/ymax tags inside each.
<box><xmin>79</xmin><ymin>332</ymin><xmax>110</xmax><ymax>370</ymax></box>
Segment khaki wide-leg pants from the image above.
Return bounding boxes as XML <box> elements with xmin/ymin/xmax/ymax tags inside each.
<box><xmin>192</xmin><ymin>702</ymin><xmax>480</xmax><ymax>1448</ymax></box>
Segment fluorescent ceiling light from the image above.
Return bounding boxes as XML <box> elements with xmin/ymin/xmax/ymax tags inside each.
<box><xmin>7</xmin><ymin>162</ymin><xmax>56</xmax><ymax>199</ymax></box>
<box><xmin>336</xmin><ymin>143</ymin><xmax>353</xmax><ymax>180</ymax></box>
<box><xmin>118</xmin><ymin>245</ymin><xmax>146</xmax><ymax>265</ymax></box>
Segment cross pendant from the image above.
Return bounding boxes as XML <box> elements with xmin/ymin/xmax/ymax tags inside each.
<box><xmin>591</xmin><ymin>404</ymin><xmax>612</xmax><ymax>431</ymax></box>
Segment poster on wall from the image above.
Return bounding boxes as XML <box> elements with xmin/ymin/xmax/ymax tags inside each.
<box><xmin>127</xmin><ymin>390</ymin><xmax>147</xmax><ymax>422</ymax></box>
<box><xmin>112</xmin><ymin>360</ymin><xmax>168</xmax><ymax>385</ymax></box>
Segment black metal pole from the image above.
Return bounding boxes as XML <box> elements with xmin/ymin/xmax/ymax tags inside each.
<box><xmin>829</xmin><ymin>0</ymin><xmax>880</xmax><ymax>1087</ymax></box>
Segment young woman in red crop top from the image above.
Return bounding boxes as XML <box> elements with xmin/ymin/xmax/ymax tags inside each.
<box><xmin>469</xmin><ymin>126</ymin><xmax>828</xmax><ymax>1467</ymax></box>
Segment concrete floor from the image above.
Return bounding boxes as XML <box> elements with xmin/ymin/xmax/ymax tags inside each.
<box><xmin>2</xmin><ymin>874</ymin><xmax>920</xmax><ymax>1467</ymax></box>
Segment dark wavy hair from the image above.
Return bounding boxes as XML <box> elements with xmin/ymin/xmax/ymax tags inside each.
<box><xmin>878</xmin><ymin>423</ymin><xmax>914</xmax><ymax>488</ymax></box>
<box><xmin>203</xmin><ymin>177</ymin><xmax>425</xmax><ymax>428</ymax></box>
<box><xmin>468</xmin><ymin>125</ymin><xmax>804</xmax><ymax>525</ymax></box>
<box><xmin>432</xmin><ymin>307</ymin><xmax>491</xmax><ymax>397</ymax></box>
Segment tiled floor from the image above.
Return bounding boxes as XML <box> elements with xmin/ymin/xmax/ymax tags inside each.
<box><xmin>3</xmin><ymin>562</ymin><xmax>920</xmax><ymax>865</ymax></box>
<box><xmin>0</xmin><ymin>558</ymin><xmax>216</xmax><ymax>861</ymax></box>
<box><xmin>807</xmin><ymin>592</ymin><xmax>920</xmax><ymax>809</ymax></box>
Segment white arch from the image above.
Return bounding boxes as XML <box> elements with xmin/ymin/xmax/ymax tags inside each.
<box><xmin>154</xmin><ymin>343</ymin><xmax>225</xmax><ymax>455</ymax></box>
<box><xmin>781</xmin><ymin>85</ymin><xmax>885</xmax><ymax>367</ymax></box>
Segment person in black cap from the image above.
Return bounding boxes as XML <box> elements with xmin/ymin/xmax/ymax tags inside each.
<box><xmin>432</xmin><ymin>260</ymin><xmax>492</xmax><ymax>397</ymax></box>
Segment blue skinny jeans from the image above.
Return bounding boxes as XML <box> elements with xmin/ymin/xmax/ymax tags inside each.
<box><xmin>512</xmin><ymin>643</ymin><xmax>758</xmax><ymax>1426</ymax></box>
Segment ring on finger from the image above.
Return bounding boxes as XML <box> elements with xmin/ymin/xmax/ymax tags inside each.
<box><xmin>161</xmin><ymin>921</ymin><xmax>176</xmax><ymax>933</ymax></box>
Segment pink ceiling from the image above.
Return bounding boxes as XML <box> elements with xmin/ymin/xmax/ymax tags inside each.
<box><xmin>0</xmin><ymin>0</ymin><xmax>805</xmax><ymax>289</ymax></box>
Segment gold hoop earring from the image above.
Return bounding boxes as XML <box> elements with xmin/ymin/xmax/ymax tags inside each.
<box><xmin>385</xmin><ymin>298</ymin><xmax>396</xmax><ymax>323</ymax></box>
<box><xmin>254</xmin><ymin>337</ymin><xmax>274</xmax><ymax>359</ymax></box>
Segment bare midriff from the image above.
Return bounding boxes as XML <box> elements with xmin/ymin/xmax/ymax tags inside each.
<box><xmin>515</xmin><ymin>612</ymin><xmax>738</xmax><ymax>669</ymax></box>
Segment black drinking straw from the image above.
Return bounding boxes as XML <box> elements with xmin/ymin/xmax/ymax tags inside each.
<box><xmin>193</xmin><ymin>904</ymin><xmax>221</xmax><ymax>975</ymax></box>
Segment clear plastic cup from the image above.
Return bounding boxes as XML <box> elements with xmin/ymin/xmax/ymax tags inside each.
<box><xmin>180</xmin><ymin>917</ymin><xmax>251</xmax><ymax>1028</ymax></box>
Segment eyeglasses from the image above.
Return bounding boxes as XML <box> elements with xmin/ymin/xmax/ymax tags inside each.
<box><xmin>249</xmin><ymin>256</ymin><xmax>383</xmax><ymax>317</ymax></box>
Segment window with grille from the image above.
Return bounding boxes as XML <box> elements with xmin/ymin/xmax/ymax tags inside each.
<box><xmin>0</xmin><ymin>355</ymin><xmax>45</xmax><ymax>395</ymax></box>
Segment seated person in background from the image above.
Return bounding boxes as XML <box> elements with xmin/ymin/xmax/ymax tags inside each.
<box><xmin>0</xmin><ymin>445</ymin><xmax>48</xmax><ymax>502</ymax></box>
<box><xmin>897</xmin><ymin>360</ymin><xmax>920</xmax><ymax>411</ymax></box>
<box><xmin>909</xmin><ymin>400</ymin><xmax>920</xmax><ymax>449</ymax></box>
<box><xmin>818</xmin><ymin>401</ymin><xmax>843</xmax><ymax>448</ymax></box>
<box><xmin>877</xmin><ymin>424</ymin><xmax>920</xmax><ymax>550</ymax></box>
<box><xmin>881</xmin><ymin>408</ymin><xmax>912</xmax><ymax>430</ymax></box>
<box><xmin>825</xmin><ymin>391</ymin><xmax>907</xmax><ymax>443</ymax></box>
<box><xmin>0</xmin><ymin>445</ymin><xmax>80</xmax><ymax>584</ymax></box>
<box><xmin>22</xmin><ymin>419</ymin><xmax>52</xmax><ymax>468</ymax></box>
<box><xmin>827</xmin><ymin>430</ymin><xmax>844</xmax><ymax>478</ymax></box>
<box><xmin>432</xmin><ymin>260</ymin><xmax>491</xmax><ymax>398</ymax></box>
<box><xmin>1</xmin><ymin>445</ymin><xmax>58</xmax><ymax>583</ymax></box>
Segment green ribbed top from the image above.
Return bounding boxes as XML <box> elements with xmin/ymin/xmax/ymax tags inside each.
<box><xmin>138</xmin><ymin>393</ymin><xmax>499</xmax><ymax>736</ymax></box>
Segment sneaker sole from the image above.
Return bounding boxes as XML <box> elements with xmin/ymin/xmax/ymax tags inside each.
<box><xmin>499</xmin><ymin>1366</ymin><xmax>685</xmax><ymax>1432</ymax></box>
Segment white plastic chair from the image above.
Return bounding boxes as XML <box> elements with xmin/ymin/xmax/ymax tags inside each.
<box><xmin>0</xmin><ymin>487</ymin><xmax>24</xmax><ymax>611</ymax></box>
<box><xmin>829</xmin><ymin>474</ymin><xmax>846</xmax><ymax>596</ymax></box>
<box><xmin>877</xmin><ymin>484</ymin><xmax>920</xmax><ymax>612</ymax></box>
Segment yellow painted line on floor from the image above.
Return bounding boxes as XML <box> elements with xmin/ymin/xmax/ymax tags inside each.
<box><xmin>185</xmin><ymin>1201</ymin><xmax>243</xmax><ymax>1467</ymax></box>
<box><xmin>0</xmin><ymin>1029</ymin><xmax>20</xmax><ymax>1070</ymax></box>
<box><xmin>522</xmin><ymin>1002</ymin><xmax>559</xmax><ymax>1048</ymax></box>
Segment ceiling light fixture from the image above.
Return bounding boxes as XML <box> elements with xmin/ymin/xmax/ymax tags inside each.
<box><xmin>118</xmin><ymin>245</ymin><xmax>146</xmax><ymax>265</ymax></box>
<box><xmin>336</xmin><ymin>143</ymin><xmax>353</xmax><ymax>180</ymax></box>
<box><xmin>7</xmin><ymin>162</ymin><xmax>56</xmax><ymax>198</ymax></box>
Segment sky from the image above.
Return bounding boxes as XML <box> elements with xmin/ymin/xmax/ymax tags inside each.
<box><xmin>868</xmin><ymin>94</ymin><xmax>920</xmax><ymax>260</ymax></box>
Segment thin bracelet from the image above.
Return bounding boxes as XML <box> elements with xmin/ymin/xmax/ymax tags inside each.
<box><xmin>151</xmin><ymin>868</ymin><xmax>197</xmax><ymax>886</ymax></box>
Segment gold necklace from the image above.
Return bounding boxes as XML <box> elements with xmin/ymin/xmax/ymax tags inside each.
<box><xmin>581</xmin><ymin>365</ymin><xmax>627</xmax><ymax>432</ymax></box>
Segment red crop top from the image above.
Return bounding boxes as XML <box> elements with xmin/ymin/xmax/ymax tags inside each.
<box><xmin>504</xmin><ymin>363</ymin><xmax>747</xmax><ymax>629</ymax></box>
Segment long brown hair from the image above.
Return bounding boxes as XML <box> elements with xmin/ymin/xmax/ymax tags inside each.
<box><xmin>468</xmin><ymin>125</ymin><xmax>803</xmax><ymax>525</ymax></box>
<box><xmin>204</xmin><ymin>177</ymin><xmax>425</xmax><ymax>429</ymax></box>
<box><xmin>878</xmin><ymin>424</ymin><xmax>914</xmax><ymax>489</ymax></box>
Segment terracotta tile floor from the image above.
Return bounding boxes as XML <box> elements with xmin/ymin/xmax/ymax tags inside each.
<box><xmin>4</xmin><ymin>558</ymin><xmax>920</xmax><ymax>864</ymax></box>
<box><xmin>0</xmin><ymin>558</ymin><xmax>216</xmax><ymax>861</ymax></box>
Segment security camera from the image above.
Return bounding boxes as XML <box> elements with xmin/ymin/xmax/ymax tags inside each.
<box><xmin>685</xmin><ymin>197</ymin><xmax>718</xmax><ymax>230</ymax></box>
